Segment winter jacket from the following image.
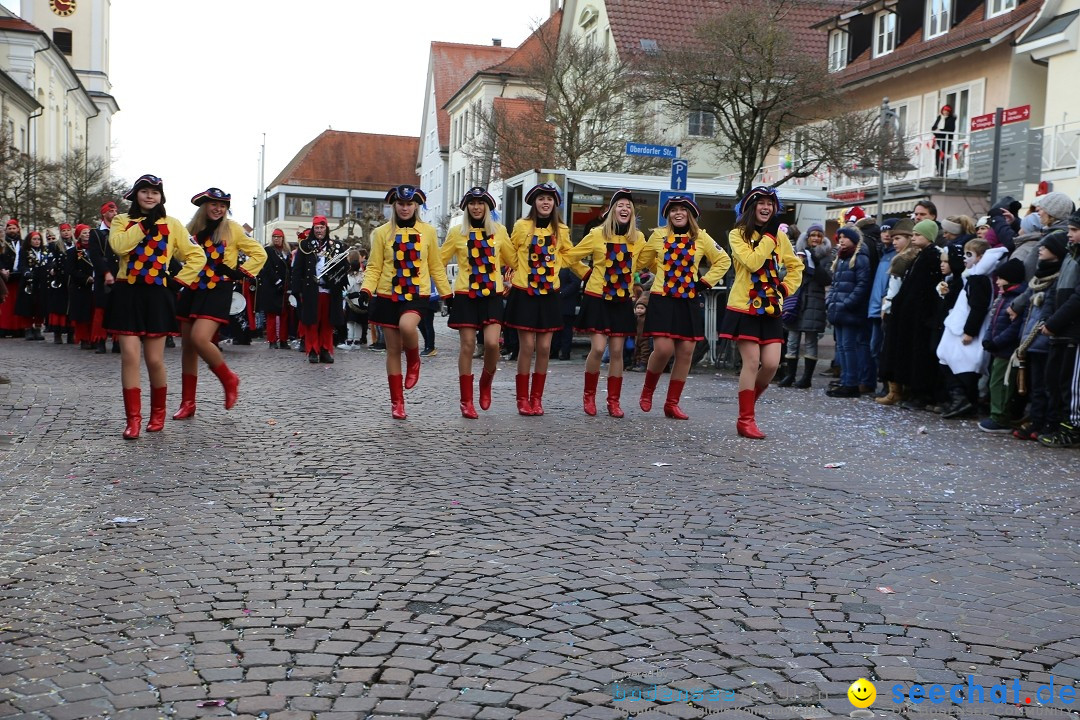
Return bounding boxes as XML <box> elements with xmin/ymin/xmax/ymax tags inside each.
<box><xmin>784</xmin><ymin>233</ymin><xmax>833</xmax><ymax>333</ymax></box>
<box><xmin>936</xmin><ymin>246</ymin><xmax>1007</xmax><ymax>373</ymax></box>
<box><xmin>1009</xmin><ymin>231</ymin><xmax>1043</xmax><ymax>282</ymax></box>
<box><xmin>868</xmin><ymin>246</ymin><xmax>896</xmax><ymax>318</ymax></box>
<box><xmin>1045</xmin><ymin>241</ymin><xmax>1080</xmax><ymax>343</ymax></box>
<box><xmin>983</xmin><ymin>282</ymin><xmax>1026</xmax><ymax>359</ymax></box>
<box><xmin>1015</xmin><ymin>264</ymin><xmax>1060</xmax><ymax>355</ymax></box>
<box><xmin>826</xmin><ymin>248</ymin><xmax>871</xmax><ymax>326</ymax></box>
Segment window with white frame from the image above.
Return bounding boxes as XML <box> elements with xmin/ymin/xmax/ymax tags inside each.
<box><xmin>688</xmin><ymin>109</ymin><xmax>716</xmax><ymax>137</ymax></box>
<box><xmin>926</xmin><ymin>0</ymin><xmax>950</xmax><ymax>37</ymax></box>
<box><xmin>828</xmin><ymin>29</ymin><xmax>848</xmax><ymax>71</ymax></box>
<box><xmin>874</xmin><ymin>11</ymin><xmax>897</xmax><ymax>57</ymax></box>
<box><xmin>988</xmin><ymin>0</ymin><xmax>1017</xmax><ymax>17</ymax></box>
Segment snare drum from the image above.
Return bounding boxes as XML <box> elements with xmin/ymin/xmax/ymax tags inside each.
<box><xmin>230</xmin><ymin>291</ymin><xmax>247</xmax><ymax>317</ymax></box>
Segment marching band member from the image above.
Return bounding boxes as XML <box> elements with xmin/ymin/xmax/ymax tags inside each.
<box><xmin>633</xmin><ymin>195</ymin><xmax>731</xmax><ymax>419</ymax></box>
<box><xmin>105</xmin><ymin>174</ymin><xmax>205</xmax><ymax>439</ymax></box>
<box><xmin>14</xmin><ymin>230</ymin><xmax>47</xmax><ymax>340</ymax></box>
<box><xmin>0</xmin><ymin>219</ymin><xmax>28</xmax><ymax>337</ymax></box>
<box><xmin>361</xmin><ymin>184</ymin><xmax>451</xmax><ymax>419</ymax></box>
<box><xmin>503</xmin><ymin>182</ymin><xmax>574</xmax><ymax>415</ymax></box>
<box><xmin>291</xmin><ymin>216</ymin><xmax>348</xmax><ymax>363</ymax></box>
<box><xmin>719</xmin><ymin>186</ymin><xmax>803</xmax><ymax>438</ymax></box>
<box><xmin>257</xmin><ymin>228</ymin><xmax>291</xmax><ymax>349</ymax></box>
<box><xmin>440</xmin><ymin>186</ymin><xmax>515</xmax><ymax>418</ymax></box>
<box><xmin>564</xmin><ymin>189</ymin><xmax>644</xmax><ymax>417</ymax></box>
<box><xmin>172</xmin><ymin>188</ymin><xmax>266</xmax><ymax>420</ymax></box>
<box><xmin>89</xmin><ymin>201</ymin><xmax>120</xmax><ymax>353</ymax></box>
<box><xmin>45</xmin><ymin>228</ymin><xmax>71</xmax><ymax>343</ymax></box>
<box><xmin>67</xmin><ymin>224</ymin><xmax>96</xmax><ymax>348</ymax></box>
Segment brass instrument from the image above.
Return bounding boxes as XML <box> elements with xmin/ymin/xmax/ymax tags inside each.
<box><xmin>315</xmin><ymin>248</ymin><xmax>350</xmax><ymax>288</ymax></box>
<box><xmin>21</xmin><ymin>249</ymin><xmax>42</xmax><ymax>295</ymax></box>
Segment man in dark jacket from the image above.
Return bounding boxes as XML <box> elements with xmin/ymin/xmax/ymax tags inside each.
<box><xmin>291</xmin><ymin>216</ymin><xmax>347</xmax><ymax>363</ymax></box>
<box><xmin>1038</xmin><ymin>213</ymin><xmax>1080</xmax><ymax>447</ymax></box>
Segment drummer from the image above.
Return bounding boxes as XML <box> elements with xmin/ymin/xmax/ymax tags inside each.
<box><xmin>172</xmin><ymin>188</ymin><xmax>266</xmax><ymax>420</ymax></box>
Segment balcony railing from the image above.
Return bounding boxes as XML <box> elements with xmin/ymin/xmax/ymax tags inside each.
<box><xmin>1041</xmin><ymin>120</ymin><xmax>1080</xmax><ymax>174</ymax></box>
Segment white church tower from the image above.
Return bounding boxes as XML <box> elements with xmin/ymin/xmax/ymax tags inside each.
<box><xmin>20</xmin><ymin>0</ymin><xmax>117</xmax><ymax>164</ymax></box>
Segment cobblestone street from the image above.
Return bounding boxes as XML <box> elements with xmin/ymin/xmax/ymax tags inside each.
<box><xmin>1</xmin><ymin>323</ymin><xmax>1078</xmax><ymax>720</ymax></box>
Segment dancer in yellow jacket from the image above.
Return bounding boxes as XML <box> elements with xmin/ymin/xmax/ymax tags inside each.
<box><xmin>172</xmin><ymin>188</ymin><xmax>267</xmax><ymax>421</ymax></box>
<box><xmin>440</xmin><ymin>187</ymin><xmax>515</xmax><ymax>418</ymax></box>
<box><xmin>361</xmin><ymin>184</ymin><xmax>452</xmax><ymax>419</ymax></box>
<box><xmin>502</xmin><ymin>182</ymin><xmax>575</xmax><ymax>415</ymax></box>
<box><xmin>564</xmin><ymin>189</ymin><xmax>644</xmax><ymax>417</ymax></box>
<box><xmin>633</xmin><ymin>195</ymin><xmax>730</xmax><ymax>419</ymax></box>
<box><xmin>105</xmin><ymin>174</ymin><xmax>206</xmax><ymax>439</ymax></box>
<box><xmin>719</xmin><ymin>186</ymin><xmax>804</xmax><ymax>439</ymax></box>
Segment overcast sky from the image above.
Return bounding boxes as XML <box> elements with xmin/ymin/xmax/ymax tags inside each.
<box><xmin>3</xmin><ymin>0</ymin><xmax>554</xmax><ymax>227</ymax></box>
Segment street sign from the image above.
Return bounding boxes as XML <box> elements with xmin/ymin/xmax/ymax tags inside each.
<box><xmin>670</xmin><ymin>158</ymin><xmax>689</xmax><ymax>191</ymax></box>
<box><xmin>969</xmin><ymin>104</ymin><xmax>1031</xmax><ymax>131</ymax></box>
<box><xmin>658</xmin><ymin>191</ymin><xmax>695</xmax><ymax>227</ymax></box>
<box><xmin>626</xmin><ymin>142</ymin><xmax>678</xmax><ymax>159</ymax></box>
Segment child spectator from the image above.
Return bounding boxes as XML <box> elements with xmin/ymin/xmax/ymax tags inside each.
<box><xmin>1038</xmin><ymin>214</ymin><xmax>1080</xmax><ymax>447</ymax></box>
<box><xmin>1009</xmin><ymin>231</ymin><xmax>1067</xmax><ymax>439</ymax></box>
<box><xmin>937</xmin><ymin>238</ymin><xmax>1008</xmax><ymax>418</ymax></box>
<box><xmin>978</xmin><ymin>258</ymin><xmax>1027</xmax><ymax>432</ymax></box>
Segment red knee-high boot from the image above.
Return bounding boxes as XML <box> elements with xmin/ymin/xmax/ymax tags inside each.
<box><xmin>516</xmin><ymin>374</ymin><xmax>533</xmax><ymax>416</ymax></box>
<box><xmin>404</xmin><ymin>346</ymin><xmax>421</xmax><ymax>389</ymax></box>
<box><xmin>664</xmin><ymin>379</ymin><xmax>689</xmax><ymax>420</ymax></box>
<box><xmin>737</xmin><ymin>389</ymin><xmax>766</xmax><ymax>439</ymax></box>
<box><xmin>172</xmin><ymin>373</ymin><xmax>197</xmax><ymax>419</ymax></box>
<box><xmin>478</xmin><ymin>368</ymin><xmax>495</xmax><ymax>411</ymax></box>
<box><xmin>211</xmin><ymin>362</ymin><xmax>240</xmax><ymax>410</ymax></box>
<box><xmin>640</xmin><ymin>370</ymin><xmax>661</xmax><ymax>412</ymax></box>
<box><xmin>607</xmin><ymin>376</ymin><xmax>624</xmax><ymax>418</ymax></box>
<box><xmin>755</xmin><ymin>383</ymin><xmax>768</xmax><ymax>401</ymax></box>
<box><xmin>146</xmin><ymin>386</ymin><xmax>168</xmax><ymax>432</ymax></box>
<box><xmin>389</xmin><ymin>374</ymin><xmax>406</xmax><ymax>419</ymax></box>
<box><xmin>122</xmin><ymin>387</ymin><xmax>142</xmax><ymax>439</ymax></box>
<box><xmin>459</xmin><ymin>374</ymin><xmax>478</xmax><ymax>419</ymax></box>
<box><xmin>529</xmin><ymin>373</ymin><xmax>547</xmax><ymax>416</ymax></box>
<box><xmin>583</xmin><ymin>371</ymin><xmax>599</xmax><ymax>416</ymax></box>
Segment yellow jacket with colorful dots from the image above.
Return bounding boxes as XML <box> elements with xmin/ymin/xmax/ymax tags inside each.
<box><xmin>508</xmin><ymin>218</ymin><xmax>574</xmax><ymax>295</ymax></box>
<box><xmin>725</xmin><ymin>227</ymin><xmax>804</xmax><ymax>317</ymax></box>
<box><xmin>190</xmin><ymin>220</ymin><xmax>268</xmax><ymax>290</ymax></box>
<box><xmin>440</xmin><ymin>223</ymin><xmax>515</xmax><ymax>296</ymax></box>
<box><xmin>362</xmin><ymin>220</ymin><xmax>452</xmax><ymax>300</ymax></box>
<box><xmin>564</xmin><ymin>225</ymin><xmax>646</xmax><ymax>301</ymax></box>
<box><xmin>633</xmin><ymin>227</ymin><xmax>731</xmax><ymax>298</ymax></box>
<box><xmin>109</xmin><ymin>214</ymin><xmax>205</xmax><ymax>289</ymax></box>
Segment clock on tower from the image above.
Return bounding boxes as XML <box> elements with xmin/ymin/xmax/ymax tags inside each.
<box><xmin>49</xmin><ymin>0</ymin><xmax>76</xmax><ymax>16</ymax></box>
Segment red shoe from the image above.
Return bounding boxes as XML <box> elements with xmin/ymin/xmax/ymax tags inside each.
<box><xmin>388</xmin><ymin>374</ymin><xmax>406</xmax><ymax>419</ymax></box>
<box><xmin>640</xmin><ymin>370</ymin><xmax>661</xmax><ymax>412</ymax></box>
<box><xmin>211</xmin><ymin>362</ymin><xmax>239</xmax><ymax>410</ymax></box>
<box><xmin>516</xmin><ymin>374</ymin><xmax>533</xmax><ymax>415</ymax></box>
<box><xmin>583</xmin><ymin>371</ymin><xmax>599</xmax><ymax>416</ymax></box>
<box><xmin>736</xmin><ymin>389</ymin><xmax>765</xmax><ymax>439</ymax></box>
<box><xmin>529</xmin><ymin>373</ymin><xmax>547</xmax><ymax>416</ymax></box>
<box><xmin>459</xmin><ymin>374</ymin><xmax>478</xmax><ymax>419</ymax></box>
<box><xmin>607</xmin><ymin>376</ymin><xmax>624</xmax><ymax>418</ymax></box>
<box><xmin>146</xmin><ymin>385</ymin><xmax>167</xmax><ymax>432</ymax></box>
<box><xmin>404</xmin><ymin>346</ymin><xmax>421</xmax><ymax>389</ymax></box>
<box><xmin>663</xmin><ymin>379</ymin><xmax>689</xmax><ymax>420</ymax></box>
<box><xmin>172</xmin><ymin>373</ymin><xmax>197</xmax><ymax>419</ymax></box>
<box><xmin>122</xmin><ymin>387</ymin><xmax>141</xmax><ymax>439</ymax></box>
<box><xmin>478</xmin><ymin>369</ymin><xmax>495</xmax><ymax>411</ymax></box>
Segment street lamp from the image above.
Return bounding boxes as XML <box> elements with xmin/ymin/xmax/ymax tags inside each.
<box><xmin>853</xmin><ymin>98</ymin><xmax>917</xmax><ymax>223</ymax></box>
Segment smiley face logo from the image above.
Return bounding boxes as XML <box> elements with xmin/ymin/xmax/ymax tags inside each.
<box><xmin>847</xmin><ymin>678</ymin><xmax>876</xmax><ymax>708</ymax></box>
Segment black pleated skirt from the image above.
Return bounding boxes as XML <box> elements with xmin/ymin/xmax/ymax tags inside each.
<box><xmin>575</xmin><ymin>294</ymin><xmax>635</xmax><ymax>337</ymax></box>
<box><xmin>642</xmin><ymin>294</ymin><xmax>704</xmax><ymax>341</ymax></box>
<box><xmin>503</xmin><ymin>287</ymin><xmax>561</xmax><ymax>332</ymax></box>
<box><xmin>448</xmin><ymin>293</ymin><xmax>504</xmax><ymax>329</ymax></box>
<box><xmin>719</xmin><ymin>310</ymin><xmax>784</xmax><ymax>345</ymax></box>
<box><xmin>369</xmin><ymin>295</ymin><xmax>430</xmax><ymax>327</ymax></box>
<box><xmin>104</xmin><ymin>281</ymin><xmax>178</xmax><ymax>337</ymax></box>
<box><xmin>176</xmin><ymin>282</ymin><xmax>234</xmax><ymax>324</ymax></box>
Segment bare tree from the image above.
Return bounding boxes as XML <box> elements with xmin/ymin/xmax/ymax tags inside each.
<box><xmin>48</xmin><ymin>148</ymin><xmax>128</xmax><ymax>224</ymax></box>
<box><xmin>462</xmin><ymin>27</ymin><xmax>670</xmax><ymax>179</ymax></box>
<box><xmin>0</xmin><ymin>111</ymin><xmax>59</xmax><ymax>228</ymax></box>
<box><xmin>640</xmin><ymin>0</ymin><xmax>887</xmax><ymax>196</ymax></box>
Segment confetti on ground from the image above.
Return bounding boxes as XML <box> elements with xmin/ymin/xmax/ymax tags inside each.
<box><xmin>917</xmin><ymin>426</ymin><xmax>928</xmax><ymax>434</ymax></box>
<box><xmin>824</xmin><ymin>462</ymin><xmax>846</xmax><ymax>469</ymax></box>
<box><xmin>267</xmin><ymin>419</ymin><xmax>277</xmax><ymax>425</ymax></box>
<box><xmin>110</xmin><ymin>517</ymin><xmax>145</xmax><ymax>524</ymax></box>
<box><xmin>197</xmin><ymin>700</ymin><xmax>226</xmax><ymax>707</ymax></box>
<box><xmin>877</xmin><ymin>586</ymin><xmax>896</xmax><ymax>594</ymax></box>
<box><xmin>652</xmin><ymin>462</ymin><xmax>672</xmax><ymax>467</ymax></box>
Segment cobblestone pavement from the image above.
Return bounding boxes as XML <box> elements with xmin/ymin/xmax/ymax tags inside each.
<box><xmin>1</xmin><ymin>322</ymin><xmax>1078</xmax><ymax>720</ymax></box>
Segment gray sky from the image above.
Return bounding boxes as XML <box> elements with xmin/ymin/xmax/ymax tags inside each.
<box><xmin>4</xmin><ymin>0</ymin><xmax>553</xmax><ymax>226</ymax></box>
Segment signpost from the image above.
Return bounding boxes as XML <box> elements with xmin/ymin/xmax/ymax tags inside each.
<box><xmin>670</xmin><ymin>158</ymin><xmax>689</xmax><ymax>191</ymax></box>
<box><xmin>625</xmin><ymin>142</ymin><xmax>679</xmax><ymax>159</ymax></box>
<box><xmin>968</xmin><ymin>104</ymin><xmax>1041</xmax><ymax>198</ymax></box>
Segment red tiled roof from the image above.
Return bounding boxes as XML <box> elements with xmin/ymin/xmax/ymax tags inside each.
<box><xmin>429</xmin><ymin>42</ymin><xmax>515</xmax><ymax>150</ymax></box>
<box><xmin>268</xmin><ymin>130</ymin><xmax>419</xmax><ymax>191</ymax></box>
<box><xmin>491</xmin><ymin>97</ymin><xmax>555</xmax><ymax>178</ymax></box>
<box><xmin>606</xmin><ymin>0</ymin><xmax>847</xmax><ymax>61</ymax></box>
<box><xmin>833</xmin><ymin>1</ymin><xmax>1039</xmax><ymax>86</ymax></box>
<box><xmin>0</xmin><ymin>16</ymin><xmax>43</xmax><ymax>34</ymax></box>
<box><xmin>486</xmin><ymin>10</ymin><xmax>563</xmax><ymax>77</ymax></box>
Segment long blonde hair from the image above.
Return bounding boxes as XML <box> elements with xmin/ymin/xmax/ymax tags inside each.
<box><xmin>459</xmin><ymin>203</ymin><xmax>499</xmax><ymax>238</ymax></box>
<box><xmin>187</xmin><ymin>206</ymin><xmax>231</xmax><ymax>247</ymax></box>
<box><xmin>602</xmin><ymin>202</ymin><xmax>637</xmax><ymax>242</ymax></box>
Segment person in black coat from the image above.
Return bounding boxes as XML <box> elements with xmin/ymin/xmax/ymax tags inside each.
<box><xmin>257</xmin><ymin>229</ymin><xmax>291</xmax><ymax>349</ymax></box>
<box><xmin>291</xmin><ymin>216</ymin><xmax>348</xmax><ymax>363</ymax></box>
<box><xmin>44</xmin><ymin>233</ymin><xmax>71</xmax><ymax>343</ymax></box>
<box><xmin>14</xmin><ymin>230</ymin><xmax>47</xmax><ymax>340</ymax></box>
<box><xmin>825</xmin><ymin>226</ymin><xmax>873</xmax><ymax>397</ymax></box>
<box><xmin>66</xmin><ymin>224</ymin><xmax>96</xmax><ymax>348</ymax></box>
<box><xmin>779</xmin><ymin>224</ymin><xmax>832</xmax><ymax>387</ymax></box>
<box><xmin>932</xmin><ymin>105</ymin><xmax>957</xmax><ymax>176</ymax></box>
<box><xmin>88</xmin><ymin>201</ymin><xmax>120</xmax><ymax>353</ymax></box>
<box><xmin>552</xmin><ymin>266</ymin><xmax>580</xmax><ymax>360</ymax></box>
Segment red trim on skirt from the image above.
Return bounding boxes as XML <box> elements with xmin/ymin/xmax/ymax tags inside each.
<box><xmin>110</xmin><ymin>330</ymin><xmax>174</xmax><ymax>338</ymax></box>
<box><xmin>448</xmin><ymin>318</ymin><xmax>503</xmax><ymax>330</ymax></box>
<box><xmin>369</xmin><ymin>309</ymin><xmax>422</xmax><ymax>328</ymax></box>
<box><xmin>718</xmin><ymin>332</ymin><xmax>783</xmax><ymax>345</ymax></box>
<box><xmin>179</xmin><ymin>313</ymin><xmax>228</xmax><ymax>325</ymax></box>
<box><xmin>502</xmin><ymin>321</ymin><xmax>559</xmax><ymax>333</ymax></box>
<box><xmin>643</xmin><ymin>330</ymin><xmax>704</xmax><ymax>341</ymax></box>
<box><xmin>576</xmin><ymin>325</ymin><xmax>634</xmax><ymax>337</ymax></box>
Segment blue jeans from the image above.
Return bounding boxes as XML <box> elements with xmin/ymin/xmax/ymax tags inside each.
<box><xmin>835</xmin><ymin>322</ymin><xmax>871</xmax><ymax>388</ymax></box>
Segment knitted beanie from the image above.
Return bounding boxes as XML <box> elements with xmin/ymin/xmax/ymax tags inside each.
<box><xmin>994</xmin><ymin>258</ymin><xmax>1026</xmax><ymax>285</ymax></box>
<box><xmin>1036</xmin><ymin>191</ymin><xmax>1074</xmax><ymax>221</ymax></box>
<box><xmin>913</xmin><ymin>220</ymin><xmax>940</xmax><ymax>244</ymax></box>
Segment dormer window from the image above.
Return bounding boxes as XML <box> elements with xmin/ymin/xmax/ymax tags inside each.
<box><xmin>926</xmin><ymin>0</ymin><xmax>950</xmax><ymax>38</ymax></box>
<box><xmin>828</xmin><ymin>29</ymin><xmax>848</xmax><ymax>71</ymax></box>
<box><xmin>988</xmin><ymin>0</ymin><xmax>1017</xmax><ymax>17</ymax></box>
<box><xmin>874</xmin><ymin>11</ymin><xmax>897</xmax><ymax>57</ymax></box>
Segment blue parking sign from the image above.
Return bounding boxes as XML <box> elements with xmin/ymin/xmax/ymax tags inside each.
<box><xmin>670</xmin><ymin>159</ymin><xmax>688</xmax><ymax>191</ymax></box>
